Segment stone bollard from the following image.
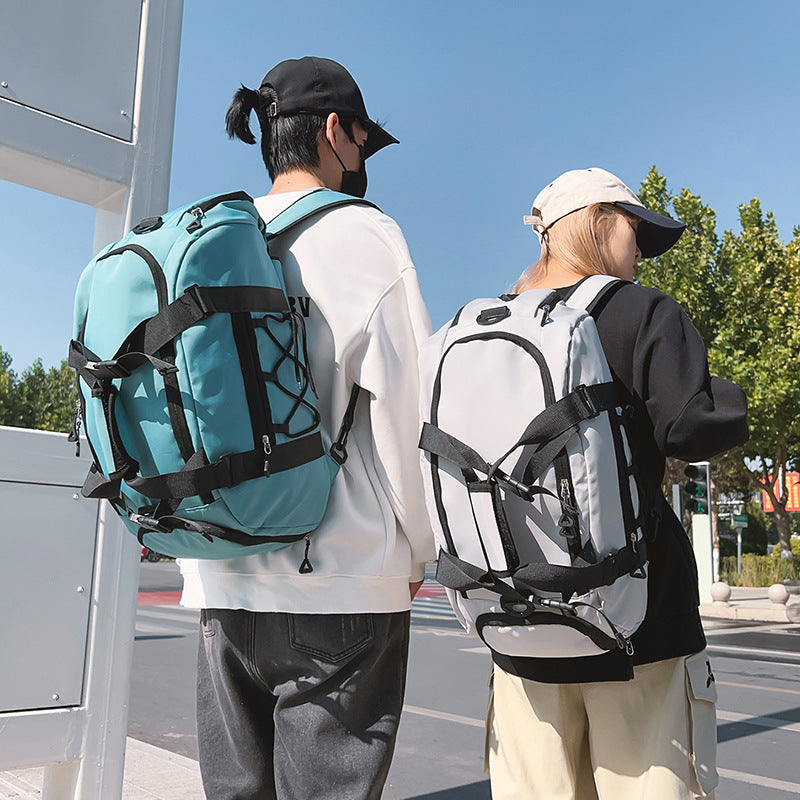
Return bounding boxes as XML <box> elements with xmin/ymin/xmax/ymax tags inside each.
<box><xmin>710</xmin><ymin>581</ymin><xmax>731</xmax><ymax>604</ymax></box>
<box><xmin>768</xmin><ymin>583</ymin><xmax>790</xmax><ymax>605</ymax></box>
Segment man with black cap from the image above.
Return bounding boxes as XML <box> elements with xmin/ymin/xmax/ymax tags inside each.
<box><xmin>178</xmin><ymin>57</ymin><xmax>436</xmax><ymax>800</ymax></box>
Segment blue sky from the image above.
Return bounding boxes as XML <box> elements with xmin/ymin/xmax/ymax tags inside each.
<box><xmin>1</xmin><ymin>1</ymin><xmax>798</xmax><ymax>370</ymax></box>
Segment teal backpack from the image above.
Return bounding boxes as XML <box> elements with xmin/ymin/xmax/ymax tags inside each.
<box><xmin>69</xmin><ymin>189</ymin><xmax>371</xmax><ymax>562</ymax></box>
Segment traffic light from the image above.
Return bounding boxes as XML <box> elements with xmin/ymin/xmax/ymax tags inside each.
<box><xmin>683</xmin><ymin>463</ymin><xmax>710</xmax><ymax>514</ymax></box>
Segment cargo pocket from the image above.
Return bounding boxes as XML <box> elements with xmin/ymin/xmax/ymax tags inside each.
<box><xmin>684</xmin><ymin>651</ymin><xmax>719</xmax><ymax>796</ymax></box>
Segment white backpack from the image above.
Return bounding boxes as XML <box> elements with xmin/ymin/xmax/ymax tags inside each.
<box><xmin>418</xmin><ymin>275</ymin><xmax>648</xmax><ymax>658</ymax></box>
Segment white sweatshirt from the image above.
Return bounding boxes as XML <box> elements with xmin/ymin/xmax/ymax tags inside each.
<box><xmin>179</xmin><ymin>190</ymin><xmax>436</xmax><ymax>613</ymax></box>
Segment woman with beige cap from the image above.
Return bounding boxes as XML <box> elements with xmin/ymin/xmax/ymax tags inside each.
<box><xmin>483</xmin><ymin>168</ymin><xmax>749</xmax><ymax>799</ymax></box>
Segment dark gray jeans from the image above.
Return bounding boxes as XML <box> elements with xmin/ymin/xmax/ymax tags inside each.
<box><xmin>197</xmin><ymin>609</ymin><xmax>411</xmax><ymax>800</ymax></box>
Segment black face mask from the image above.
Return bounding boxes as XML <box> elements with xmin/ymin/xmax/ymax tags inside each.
<box><xmin>329</xmin><ymin>139</ymin><xmax>368</xmax><ymax>198</ymax></box>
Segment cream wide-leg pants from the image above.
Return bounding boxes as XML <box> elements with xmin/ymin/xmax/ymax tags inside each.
<box><xmin>486</xmin><ymin>651</ymin><xmax>718</xmax><ymax>800</ymax></box>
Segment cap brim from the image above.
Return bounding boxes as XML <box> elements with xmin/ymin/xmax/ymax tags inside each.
<box><xmin>616</xmin><ymin>202</ymin><xmax>686</xmax><ymax>258</ymax></box>
<box><xmin>362</xmin><ymin>120</ymin><xmax>399</xmax><ymax>159</ymax></box>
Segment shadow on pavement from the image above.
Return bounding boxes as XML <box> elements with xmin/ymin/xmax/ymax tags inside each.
<box><xmin>717</xmin><ymin>705</ymin><xmax>800</xmax><ymax>743</ymax></box>
<box><xmin>404</xmin><ymin>780</ymin><xmax>491</xmax><ymax>799</ymax></box>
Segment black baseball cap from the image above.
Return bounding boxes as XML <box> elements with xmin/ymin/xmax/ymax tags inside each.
<box><xmin>260</xmin><ymin>56</ymin><xmax>398</xmax><ymax>159</ymax></box>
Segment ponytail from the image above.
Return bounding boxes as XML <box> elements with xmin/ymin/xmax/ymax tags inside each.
<box><xmin>226</xmin><ymin>80</ymin><xmax>324</xmax><ymax>181</ymax></box>
<box><xmin>226</xmin><ymin>85</ymin><xmax>266</xmax><ymax>144</ymax></box>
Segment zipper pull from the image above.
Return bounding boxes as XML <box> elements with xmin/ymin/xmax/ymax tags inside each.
<box><xmin>67</xmin><ymin>400</ymin><xmax>82</xmax><ymax>457</ymax></box>
<box><xmin>262</xmin><ymin>434</ymin><xmax>272</xmax><ymax>476</ymax></box>
<box><xmin>618</xmin><ymin>632</ymin><xmax>634</xmax><ymax>656</ymax></box>
<box><xmin>540</xmin><ymin>303</ymin><xmax>551</xmax><ymax>326</ymax></box>
<box><xmin>298</xmin><ymin>535</ymin><xmax>314</xmax><ymax>574</ymax></box>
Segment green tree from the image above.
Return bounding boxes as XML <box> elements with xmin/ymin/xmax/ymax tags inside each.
<box><xmin>0</xmin><ymin>348</ymin><xmax>77</xmax><ymax>433</ymax></box>
<box><xmin>637</xmin><ymin>169</ymin><xmax>800</xmax><ymax>555</ymax></box>
<box><xmin>711</xmin><ymin>202</ymin><xmax>800</xmax><ymax>554</ymax></box>
<box><xmin>0</xmin><ymin>347</ymin><xmax>21</xmax><ymax>426</ymax></box>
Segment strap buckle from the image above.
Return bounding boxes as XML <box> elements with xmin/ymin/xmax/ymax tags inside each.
<box><xmin>129</xmin><ymin>513</ymin><xmax>171</xmax><ymax>533</ymax></box>
<box><xmin>85</xmin><ymin>360</ymin><xmax>131</xmax><ymax>380</ymax></box>
<box><xmin>494</xmin><ymin>470</ymin><xmax>536</xmax><ymax>502</ymax></box>
<box><xmin>184</xmin><ymin>284</ymin><xmax>210</xmax><ymax>316</ymax></box>
<box><xmin>574</xmin><ymin>384</ymin><xmax>599</xmax><ymax>418</ymax></box>
<box><xmin>330</xmin><ymin>442</ymin><xmax>347</xmax><ymax>465</ymax></box>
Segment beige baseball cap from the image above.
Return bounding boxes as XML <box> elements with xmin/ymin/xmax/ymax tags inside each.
<box><xmin>524</xmin><ymin>167</ymin><xmax>685</xmax><ymax>258</ymax></box>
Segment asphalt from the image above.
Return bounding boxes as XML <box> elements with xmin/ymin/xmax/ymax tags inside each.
<box><xmin>1</xmin><ymin>586</ymin><xmax>797</xmax><ymax>800</ymax></box>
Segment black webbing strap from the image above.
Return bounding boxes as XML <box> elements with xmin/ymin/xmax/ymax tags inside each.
<box><xmin>69</xmin><ymin>340</ymin><xmax>177</xmax><ymax>384</ymax></box>
<box><xmin>419</xmin><ymin>422</ymin><xmax>491</xmax><ymax>475</ymax></box>
<box><xmin>437</xmin><ymin>541</ymin><xmax>647</xmax><ymax>599</ymax></box>
<box><xmin>419</xmin><ymin>423</ymin><xmax>556</xmax><ymax>503</ymax></box>
<box><xmin>330</xmin><ymin>385</ymin><xmax>361</xmax><ymax>465</ymax></box>
<box><xmin>521</xmin><ymin>426</ymin><xmax>580</xmax><ymax>486</ymax></box>
<box><xmin>436</xmin><ymin>550</ymin><xmax>529</xmax><ymax>606</ymax></box>
<box><xmin>515</xmin><ymin>382</ymin><xmax>618</xmax><ymax>449</ymax></box>
<box><xmin>419</xmin><ymin>422</ymin><xmax>556</xmax><ymax>502</ymax></box>
<box><xmin>82</xmin><ymin>433</ymin><xmax>325</xmax><ymax>502</ymax></box>
<box><xmin>99</xmin><ymin>387</ymin><xmax>141</xmax><ymax>477</ymax></box>
<box><xmin>125</xmin><ymin>449</ymin><xmax>227</xmax><ymax>500</ymax></box>
<box><xmin>228</xmin><ymin>433</ymin><xmax>325</xmax><ymax>484</ymax></box>
<box><xmin>82</xmin><ymin>462</ymin><xmax>128</xmax><ymax>499</ymax></box>
<box><xmin>511</xmin><ymin>543</ymin><xmax>646</xmax><ymax>595</ymax></box>
<box><xmin>125</xmin><ymin>433</ymin><xmax>324</xmax><ymax>500</ymax></box>
<box><xmin>125</xmin><ymin>285</ymin><xmax>289</xmax><ymax>357</ymax></box>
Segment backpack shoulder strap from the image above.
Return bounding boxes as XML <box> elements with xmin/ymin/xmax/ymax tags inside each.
<box><xmin>560</xmin><ymin>274</ymin><xmax>622</xmax><ymax>313</ymax></box>
<box><xmin>265</xmin><ymin>190</ymin><xmax>379</xmax><ymax>240</ymax></box>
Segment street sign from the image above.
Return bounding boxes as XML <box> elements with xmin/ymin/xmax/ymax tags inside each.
<box><xmin>733</xmin><ymin>514</ymin><xmax>748</xmax><ymax>526</ymax></box>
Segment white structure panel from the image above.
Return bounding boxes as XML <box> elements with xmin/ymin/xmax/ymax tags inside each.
<box><xmin>0</xmin><ymin>0</ymin><xmax>142</xmax><ymax>140</ymax></box>
<box><xmin>0</xmin><ymin>481</ymin><xmax>98</xmax><ymax>712</ymax></box>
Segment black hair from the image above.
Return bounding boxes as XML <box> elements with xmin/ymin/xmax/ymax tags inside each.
<box><xmin>226</xmin><ymin>84</ymin><xmax>357</xmax><ymax>182</ymax></box>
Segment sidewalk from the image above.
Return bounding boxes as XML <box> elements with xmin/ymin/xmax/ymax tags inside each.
<box><xmin>0</xmin><ymin>738</ymin><xmax>204</xmax><ymax>800</ymax></box>
<box><xmin>700</xmin><ymin>585</ymin><xmax>800</xmax><ymax>623</ymax></box>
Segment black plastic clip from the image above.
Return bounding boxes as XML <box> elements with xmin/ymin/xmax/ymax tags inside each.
<box><xmin>133</xmin><ymin>216</ymin><xmax>164</xmax><ymax>234</ymax></box>
<box><xmin>477</xmin><ymin>306</ymin><xmax>511</xmax><ymax>326</ymax></box>
<box><xmin>129</xmin><ymin>513</ymin><xmax>171</xmax><ymax>534</ymax></box>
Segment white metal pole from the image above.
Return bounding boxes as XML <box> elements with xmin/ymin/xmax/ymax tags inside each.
<box><xmin>737</xmin><ymin>529</ymin><xmax>742</xmax><ymax>575</ymax></box>
<box><xmin>692</xmin><ymin>513</ymin><xmax>714</xmax><ymax>603</ymax></box>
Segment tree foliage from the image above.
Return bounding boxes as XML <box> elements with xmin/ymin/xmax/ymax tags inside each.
<box><xmin>637</xmin><ymin>168</ymin><xmax>800</xmax><ymax>553</ymax></box>
<box><xmin>0</xmin><ymin>347</ymin><xmax>77</xmax><ymax>433</ymax></box>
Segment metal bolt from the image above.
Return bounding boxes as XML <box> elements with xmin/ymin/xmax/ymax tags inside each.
<box><xmin>1</xmin><ymin>82</ymin><xmax>7</xmax><ymax>89</ymax></box>
<box><xmin>73</xmin><ymin>493</ymin><xmax>80</xmax><ymax>500</ymax></box>
<box><xmin>120</xmin><ymin>109</ymin><xmax>128</xmax><ymax>116</ymax></box>
<box><xmin>77</xmin><ymin>586</ymin><xmax>85</xmax><ymax>593</ymax></box>
<box><xmin>52</xmin><ymin>694</ymin><xmax>60</xmax><ymax>702</ymax></box>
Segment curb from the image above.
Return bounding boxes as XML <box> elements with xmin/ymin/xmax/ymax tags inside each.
<box><xmin>699</xmin><ymin>603</ymin><xmax>792</xmax><ymax>623</ymax></box>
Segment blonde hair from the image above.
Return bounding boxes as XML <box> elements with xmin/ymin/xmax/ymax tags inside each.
<box><xmin>515</xmin><ymin>203</ymin><xmax>632</xmax><ymax>293</ymax></box>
